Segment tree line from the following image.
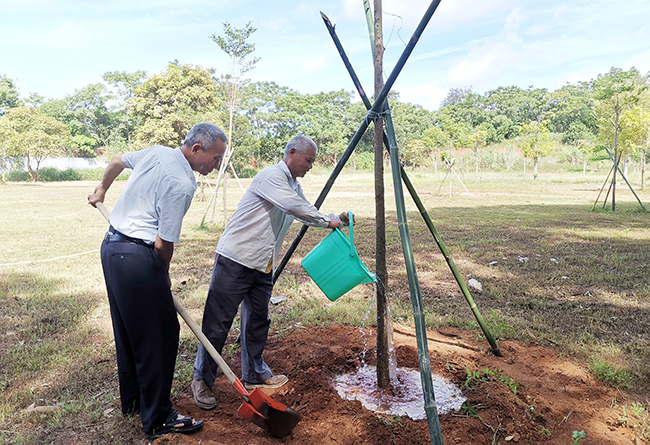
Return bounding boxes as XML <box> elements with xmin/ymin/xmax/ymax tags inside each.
<box><xmin>1</xmin><ymin>64</ymin><xmax>649</xmax><ymax>183</ymax></box>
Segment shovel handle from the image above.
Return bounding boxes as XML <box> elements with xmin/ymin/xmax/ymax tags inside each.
<box><xmin>95</xmin><ymin>202</ymin><xmax>111</xmax><ymax>222</ymax></box>
<box><xmin>172</xmin><ymin>296</ymin><xmax>251</xmax><ymax>399</ymax></box>
<box><xmin>93</xmin><ymin>201</ymin><xmax>250</xmax><ymax>400</ymax></box>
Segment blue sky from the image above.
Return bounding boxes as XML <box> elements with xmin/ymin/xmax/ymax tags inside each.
<box><xmin>1</xmin><ymin>0</ymin><xmax>649</xmax><ymax>111</ymax></box>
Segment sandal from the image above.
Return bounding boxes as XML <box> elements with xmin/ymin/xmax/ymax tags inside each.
<box><xmin>146</xmin><ymin>409</ymin><xmax>203</xmax><ymax>440</ymax></box>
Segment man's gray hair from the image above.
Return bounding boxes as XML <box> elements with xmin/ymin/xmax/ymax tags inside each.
<box><xmin>283</xmin><ymin>135</ymin><xmax>317</xmax><ymax>158</ymax></box>
<box><xmin>184</xmin><ymin>122</ymin><xmax>228</xmax><ymax>150</ymax></box>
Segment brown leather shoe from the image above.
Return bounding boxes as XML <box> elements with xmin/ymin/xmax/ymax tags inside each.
<box><xmin>191</xmin><ymin>379</ymin><xmax>216</xmax><ymax>410</ymax></box>
<box><xmin>244</xmin><ymin>374</ymin><xmax>289</xmax><ymax>390</ymax></box>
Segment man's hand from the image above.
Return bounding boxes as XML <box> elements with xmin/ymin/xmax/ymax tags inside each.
<box><xmin>88</xmin><ymin>155</ymin><xmax>127</xmax><ymax>207</ymax></box>
<box><xmin>339</xmin><ymin>211</ymin><xmax>350</xmax><ymax>227</ymax></box>
<box><xmin>87</xmin><ymin>185</ymin><xmax>106</xmax><ymax>206</ymax></box>
<box><xmin>327</xmin><ymin>218</ymin><xmax>341</xmax><ymax>229</ymax></box>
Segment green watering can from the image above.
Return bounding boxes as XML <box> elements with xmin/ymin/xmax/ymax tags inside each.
<box><xmin>301</xmin><ymin>211</ymin><xmax>376</xmax><ymax>301</ymax></box>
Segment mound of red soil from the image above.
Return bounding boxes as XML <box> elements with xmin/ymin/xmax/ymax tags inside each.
<box><xmin>164</xmin><ymin>325</ymin><xmax>640</xmax><ymax>444</ymax></box>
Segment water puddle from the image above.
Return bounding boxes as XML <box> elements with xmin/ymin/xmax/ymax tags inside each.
<box><xmin>335</xmin><ymin>365</ymin><xmax>466</xmax><ymax>420</ymax></box>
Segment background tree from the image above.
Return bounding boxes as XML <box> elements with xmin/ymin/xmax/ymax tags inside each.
<box><xmin>211</xmin><ymin>21</ymin><xmax>260</xmax><ymax>223</ymax></box>
<box><xmin>24</xmin><ymin>92</ymin><xmax>45</xmax><ymax>108</ymax></box>
<box><xmin>548</xmin><ymin>81</ymin><xmax>596</xmax><ymax>135</ymax></box>
<box><xmin>592</xmin><ymin>67</ymin><xmax>646</xmax><ymax>209</ymax></box>
<box><xmin>421</xmin><ymin>126</ymin><xmax>448</xmax><ymax>174</ymax></box>
<box><xmin>564</xmin><ymin>120</ymin><xmax>597</xmax><ymax>175</ymax></box>
<box><xmin>519</xmin><ymin>118</ymin><xmax>553</xmax><ymax>179</ymax></box>
<box><xmin>256</xmin><ymin>90</ymin><xmax>354</xmax><ymax>164</ymax></box>
<box><xmin>390</xmin><ymin>98</ymin><xmax>434</xmax><ymax>150</ymax></box>
<box><xmin>0</xmin><ymin>75</ymin><xmax>22</xmax><ymax>182</ymax></box>
<box><xmin>238</xmin><ymin>81</ymin><xmax>292</xmax><ymax>164</ymax></box>
<box><xmin>41</xmin><ymin>83</ymin><xmax>114</xmax><ymax>156</ymax></box>
<box><xmin>102</xmin><ymin>70</ymin><xmax>147</xmax><ymax>152</ymax></box>
<box><xmin>483</xmin><ymin>85</ymin><xmax>548</xmax><ymax>130</ymax></box>
<box><xmin>402</xmin><ymin>139</ymin><xmax>428</xmax><ymax>171</ymax></box>
<box><xmin>127</xmin><ymin>62</ymin><xmax>220</xmax><ymax>148</ymax></box>
<box><xmin>620</xmin><ymin>106</ymin><xmax>650</xmax><ymax>188</ymax></box>
<box><xmin>468</xmin><ymin>122</ymin><xmax>490</xmax><ymax>175</ymax></box>
<box><xmin>435</xmin><ymin>105</ymin><xmax>472</xmax><ymax>167</ymax></box>
<box><xmin>0</xmin><ymin>106</ymin><xmax>69</xmax><ymax>181</ymax></box>
<box><xmin>0</xmin><ymin>118</ymin><xmax>11</xmax><ymax>182</ymax></box>
<box><xmin>212</xmin><ymin>21</ymin><xmax>260</xmax><ymax>157</ymax></box>
<box><xmin>0</xmin><ymin>74</ymin><xmax>22</xmax><ymax>114</ymax></box>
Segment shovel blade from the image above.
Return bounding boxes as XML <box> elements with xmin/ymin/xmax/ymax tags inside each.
<box><xmin>237</xmin><ymin>388</ymin><xmax>302</xmax><ymax>438</ymax></box>
<box><xmin>237</xmin><ymin>401</ymin><xmax>268</xmax><ymax>431</ymax></box>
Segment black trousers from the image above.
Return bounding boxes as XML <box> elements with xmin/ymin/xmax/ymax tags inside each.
<box><xmin>100</xmin><ymin>236</ymin><xmax>179</xmax><ymax>435</ymax></box>
<box><xmin>193</xmin><ymin>254</ymin><xmax>274</xmax><ymax>387</ymax></box>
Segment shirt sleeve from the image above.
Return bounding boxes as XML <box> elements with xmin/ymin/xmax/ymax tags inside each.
<box><xmin>121</xmin><ymin>146</ymin><xmax>150</xmax><ymax>169</ymax></box>
<box><xmin>156</xmin><ymin>192</ymin><xmax>193</xmax><ymax>242</ymax></box>
<box><xmin>252</xmin><ymin>169</ymin><xmax>331</xmax><ymax>228</ymax></box>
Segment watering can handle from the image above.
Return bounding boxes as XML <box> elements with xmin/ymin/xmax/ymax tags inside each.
<box><xmin>348</xmin><ymin>210</ymin><xmax>354</xmax><ymax>257</ymax></box>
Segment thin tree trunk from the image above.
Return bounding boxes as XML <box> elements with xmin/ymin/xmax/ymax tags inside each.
<box><xmin>612</xmin><ymin>110</ymin><xmax>619</xmax><ymax>211</ymax></box>
<box><xmin>642</xmin><ymin>148</ymin><xmax>647</xmax><ymax>190</ymax></box>
<box><xmin>224</xmin><ymin>89</ymin><xmax>236</xmax><ymax>226</ymax></box>
<box><xmin>434</xmin><ymin>149</ymin><xmax>438</xmax><ymax>176</ymax></box>
<box><xmin>26</xmin><ymin>154</ymin><xmax>35</xmax><ymax>182</ymax></box>
<box><xmin>372</xmin><ymin>0</ymin><xmax>390</xmax><ymax>390</ymax></box>
<box><xmin>1</xmin><ymin>147</ymin><xmax>6</xmax><ymax>183</ymax></box>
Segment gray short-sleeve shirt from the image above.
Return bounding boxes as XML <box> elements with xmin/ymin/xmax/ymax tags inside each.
<box><xmin>108</xmin><ymin>145</ymin><xmax>196</xmax><ymax>243</ymax></box>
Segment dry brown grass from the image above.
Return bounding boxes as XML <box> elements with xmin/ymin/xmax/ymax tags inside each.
<box><xmin>1</xmin><ymin>166</ymin><xmax>649</xmax><ymax>443</ymax></box>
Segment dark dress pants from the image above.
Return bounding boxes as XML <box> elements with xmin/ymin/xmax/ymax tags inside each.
<box><xmin>100</xmin><ymin>237</ymin><xmax>179</xmax><ymax>435</ymax></box>
<box><xmin>193</xmin><ymin>254</ymin><xmax>274</xmax><ymax>388</ymax></box>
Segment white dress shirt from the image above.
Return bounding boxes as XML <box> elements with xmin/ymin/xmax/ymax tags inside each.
<box><xmin>109</xmin><ymin>146</ymin><xmax>196</xmax><ymax>243</ymax></box>
<box><xmin>217</xmin><ymin>160</ymin><xmax>333</xmax><ymax>273</ymax></box>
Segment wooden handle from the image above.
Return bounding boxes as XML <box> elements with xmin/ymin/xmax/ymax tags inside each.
<box><xmin>172</xmin><ymin>295</ymin><xmax>242</xmax><ymax>388</ymax></box>
<box><xmin>95</xmin><ymin>202</ymin><xmax>111</xmax><ymax>222</ymax></box>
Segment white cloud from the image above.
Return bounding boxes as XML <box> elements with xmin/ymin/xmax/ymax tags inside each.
<box><xmin>430</xmin><ymin>0</ymin><xmax>518</xmax><ymax>31</ymax></box>
<box><xmin>445</xmin><ymin>15</ymin><xmax>523</xmax><ymax>90</ymax></box>
<box><xmin>629</xmin><ymin>49</ymin><xmax>650</xmax><ymax>75</ymax></box>
<box><xmin>44</xmin><ymin>22</ymin><xmax>86</xmax><ymax>49</ymax></box>
<box><xmin>398</xmin><ymin>80</ymin><xmax>448</xmax><ymax>111</ymax></box>
<box><xmin>4</xmin><ymin>0</ymin><xmax>650</xmax><ymax>109</ymax></box>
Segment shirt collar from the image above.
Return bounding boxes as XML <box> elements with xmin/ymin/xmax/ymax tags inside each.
<box><xmin>173</xmin><ymin>147</ymin><xmax>195</xmax><ymax>183</ymax></box>
<box><xmin>279</xmin><ymin>159</ymin><xmax>296</xmax><ymax>186</ymax></box>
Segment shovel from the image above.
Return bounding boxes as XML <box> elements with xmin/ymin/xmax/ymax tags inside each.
<box><xmin>95</xmin><ymin>202</ymin><xmax>301</xmax><ymax>438</ymax></box>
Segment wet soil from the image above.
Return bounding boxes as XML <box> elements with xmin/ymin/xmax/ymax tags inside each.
<box><xmin>154</xmin><ymin>324</ymin><xmax>641</xmax><ymax>445</ymax></box>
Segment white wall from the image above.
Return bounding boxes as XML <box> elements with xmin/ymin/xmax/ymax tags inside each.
<box><xmin>10</xmin><ymin>157</ymin><xmax>108</xmax><ymax>171</ymax></box>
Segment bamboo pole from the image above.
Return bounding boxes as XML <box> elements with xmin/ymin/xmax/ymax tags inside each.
<box><xmin>320</xmin><ymin>10</ymin><xmax>502</xmax><ymax>358</ymax></box>
<box><xmin>604</xmin><ymin>147</ymin><xmax>646</xmax><ymax>211</ymax></box>
<box><xmin>386</xmin><ymin>105</ymin><xmax>444</xmax><ymax>445</ymax></box>
<box><xmin>272</xmin><ymin>0</ymin><xmax>443</xmax><ymax>283</ymax></box>
<box><xmin>592</xmin><ymin>163</ymin><xmax>615</xmax><ymax>211</ymax></box>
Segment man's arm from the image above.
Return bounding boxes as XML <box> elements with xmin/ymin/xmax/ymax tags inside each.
<box><xmin>254</xmin><ymin>170</ymin><xmax>337</xmax><ymax>228</ymax></box>
<box><xmin>154</xmin><ymin>236</ymin><xmax>174</xmax><ymax>287</ymax></box>
<box><xmin>88</xmin><ymin>155</ymin><xmax>127</xmax><ymax>205</ymax></box>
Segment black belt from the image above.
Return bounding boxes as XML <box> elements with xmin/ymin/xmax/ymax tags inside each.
<box><xmin>105</xmin><ymin>226</ymin><xmax>154</xmax><ymax>248</ymax></box>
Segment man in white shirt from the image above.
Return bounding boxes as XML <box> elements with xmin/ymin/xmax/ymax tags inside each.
<box><xmin>88</xmin><ymin>122</ymin><xmax>227</xmax><ymax>439</ymax></box>
<box><xmin>192</xmin><ymin>135</ymin><xmax>347</xmax><ymax>410</ymax></box>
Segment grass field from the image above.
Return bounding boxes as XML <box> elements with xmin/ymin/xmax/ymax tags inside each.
<box><xmin>1</xmin><ymin>164</ymin><xmax>649</xmax><ymax>443</ymax></box>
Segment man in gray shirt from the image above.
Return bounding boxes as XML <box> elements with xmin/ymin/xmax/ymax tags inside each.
<box><xmin>192</xmin><ymin>135</ymin><xmax>347</xmax><ymax>410</ymax></box>
<box><xmin>88</xmin><ymin>122</ymin><xmax>227</xmax><ymax>439</ymax></box>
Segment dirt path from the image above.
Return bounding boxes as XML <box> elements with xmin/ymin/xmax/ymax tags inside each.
<box><xmin>147</xmin><ymin>324</ymin><xmax>642</xmax><ymax>445</ymax></box>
